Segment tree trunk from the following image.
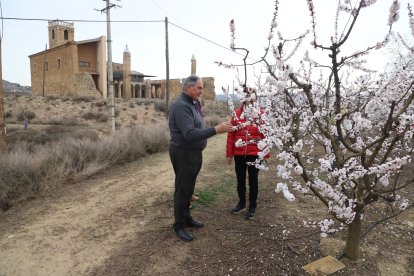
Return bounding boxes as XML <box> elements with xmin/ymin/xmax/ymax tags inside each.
<box><xmin>345</xmin><ymin>213</ymin><xmax>362</xmax><ymax>260</ymax></box>
<box><xmin>0</xmin><ymin>42</ymin><xmax>7</xmax><ymax>156</ymax></box>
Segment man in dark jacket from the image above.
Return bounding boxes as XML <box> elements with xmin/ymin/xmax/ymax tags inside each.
<box><xmin>169</xmin><ymin>75</ymin><xmax>233</xmax><ymax>242</ymax></box>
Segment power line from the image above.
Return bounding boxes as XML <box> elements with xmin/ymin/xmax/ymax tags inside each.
<box><xmin>146</xmin><ymin>0</ymin><xmax>183</xmax><ymax>26</ymax></box>
<box><xmin>168</xmin><ymin>21</ymin><xmax>259</xmax><ymax>62</ymax></box>
<box><xmin>168</xmin><ymin>21</ymin><xmax>235</xmax><ymax>55</ymax></box>
<box><xmin>0</xmin><ymin>17</ymin><xmax>163</xmax><ymax>23</ymax></box>
<box><xmin>0</xmin><ymin>16</ymin><xmax>259</xmax><ymax>61</ymax></box>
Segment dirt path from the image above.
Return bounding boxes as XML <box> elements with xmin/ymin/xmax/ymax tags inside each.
<box><xmin>0</xmin><ymin>135</ymin><xmax>226</xmax><ymax>275</ymax></box>
<box><xmin>1</xmin><ymin>134</ymin><xmax>413</xmax><ymax>275</ymax></box>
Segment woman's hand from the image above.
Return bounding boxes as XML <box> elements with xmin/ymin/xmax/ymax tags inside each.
<box><xmin>227</xmin><ymin>157</ymin><xmax>232</xmax><ymax>165</ymax></box>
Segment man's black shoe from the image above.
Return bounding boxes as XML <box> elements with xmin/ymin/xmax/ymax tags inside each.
<box><xmin>187</xmin><ymin>219</ymin><xmax>204</xmax><ymax>229</ymax></box>
<box><xmin>232</xmin><ymin>203</ymin><xmax>246</xmax><ymax>214</ymax></box>
<box><xmin>245</xmin><ymin>208</ymin><xmax>256</xmax><ymax>220</ymax></box>
<box><xmin>173</xmin><ymin>227</ymin><xmax>194</xmax><ymax>242</ymax></box>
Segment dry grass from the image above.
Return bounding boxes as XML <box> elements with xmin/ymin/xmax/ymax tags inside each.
<box><xmin>0</xmin><ymin>125</ymin><xmax>170</xmax><ymax>211</ymax></box>
<box><xmin>204</xmin><ymin>114</ymin><xmax>224</xmax><ymax>128</ymax></box>
<box><xmin>0</xmin><ymin>94</ymin><xmax>228</xmax><ymax>211</ymax></box>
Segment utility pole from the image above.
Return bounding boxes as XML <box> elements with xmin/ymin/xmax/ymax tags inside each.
<box><xmin>42</xmin><ymin>44</ymin><xmax>47</xmax><ymax>97</ymax></box>
<box><xmin>165</xmin><ymin>17</ymin><xmax>170</xmax><ymax>116</ymax></box>
<box><xmin>0</xmin><ymin>36</ymin><xmax>6</xmax><ymax>155</ymax></box>
<box><xmin>98</xmin><ymin>0</ymin><xmax>121</xmax><ymax>132</ymax></box>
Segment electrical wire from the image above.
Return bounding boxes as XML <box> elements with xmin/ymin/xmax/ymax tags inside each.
<box><xmin>0</xmin><ymin>17</ymin><xmax>163</xmax><ymax>23</ymax></box>
<box><xmin>168</xmin><ymin>21</ymin><xmax>238</xmax><ymax>56</ymax></box>
<box><xmin>0</xmin><ymin>16</ymin><xmax>258</xmax><ymax>60</ymax></box>
<box><xmin>146</xmin><ymin>0</ymin><xmax>183</xmax><ymax>26</ymax></box>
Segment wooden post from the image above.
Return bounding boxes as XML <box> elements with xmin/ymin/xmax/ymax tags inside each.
<box><xmin>42</xmin><ymin>44</ymin><xmax>47</xmax><ymax>97</ymax></box>
<box><xmin>165</xmin><ymin>17</ymin><xmax>170</xmax><ymax>116</ymax></box>
<box><xmin>105</xmin><ymin>0</ymin><xmax>116</xmax><ymax>132</ymax></box>
<box><xmin>0</xmin><ymin>40</ymin><xmax>7</xmax><ymax>155</ymax></box>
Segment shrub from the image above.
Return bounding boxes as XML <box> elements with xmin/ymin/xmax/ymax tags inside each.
<box><xmin>204</xmin><ymin>115</ymin><xmax>223</xmax><ymax>128</ymax></box>
<box><xmin>82</xmin><ymin>112</ymin><xmax>108</xmax><ymax>122</ymax></box>
<box><xmin>45</xmin><ymin>96</ymin><xmax>59</xmax><ymax>100</ymax></box>
<box><xmin>17</xmin><ymin>110</ymin><xmax>36</xmax><ymax>121</ymax></box>
<box><xmin>5</xmin><ymin>110</ymin><xmax>12</xmax><ymax>118</ymax></box>
<box><xmin>154</xmin><ymin>101</ymin><xmax>168</xmax><ymax>113</ymax></box>
<box><xmin>41</xmin><ymin>118</ymin><xmax>81</xmax><ymax>126</ymax></box>
<box><xmin>97</xmin><ymin>113</ymin><xmax>109</xmax><ymax>122</ymax></box>
<box><xmin>0</xmin><ymin>124</ymin><xmax>170</xmax><ymax>211</ymax></box>
<box><xmin>73</xmin><ymin>96</ymin><xmax>95</xmax><ymax>102</ymax></box>
<box><xmin>95</xmin><ymin>101</ymin><xmax>105</xmax><ymax>107</ymax></box>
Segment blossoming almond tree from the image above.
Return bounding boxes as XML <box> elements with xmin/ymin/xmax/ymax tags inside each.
<box><xmin>222</xmin><ymin>0</ymin><xmax>414</xmax><ymax>260</ymax></box>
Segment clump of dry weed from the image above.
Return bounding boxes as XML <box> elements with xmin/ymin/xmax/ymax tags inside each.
<box><xmin>0</xmin><ymin>125</ymin><xmax>170</xmax><ymax>211</ymax></box>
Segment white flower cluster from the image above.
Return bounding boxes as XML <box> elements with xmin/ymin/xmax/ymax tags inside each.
<box><xmin>361</xmin><ymin>0</ymin><xmax>378</xmax><ymax>8</ymax></box>
<box><xmin>275</xmin><ymin>183</ymin><xmax>295</xmax><ymax>202</ymax></box>
<box><xmin>311</xmin><ymin>179</ymin><xmax>356</xmax><ymax>223</ymax></box>
<box><xmin>319</xmin><ymin>219</ymin><xmax>337</xmax><ymax>237</ymax></box>
<box><xmin>229</xmin><ymin>19</ymin><xmax>236</xmax><ymax>49</ymax></box>
<box><xmin>292</xmin><ymin>140</ymin><xmax>303</xmax><ymax>152</ymax></box>
<box><xmin>398</xmin><ymin>198</ymin><xmax>409</xmax><ymax>210</ymax></box>
<box><xmin>368</xmin><ymin>156</ymin><xmax>410</xmax><ymax>175</ymax></box>
<box><xmin>409</xmin><ymin>4</ymin><xmax>414</xmax><ymax>39</ymax></box>
<box><xmin>388</xmin><ymin>0</ymin><xmax>400</xmax><ymax>26</ymax></box>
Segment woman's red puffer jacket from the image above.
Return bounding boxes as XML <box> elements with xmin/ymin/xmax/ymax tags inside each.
<box><xmin>226</xmin><ymin>105</ymin><xmax>267</xmax><ymax>158</ymax></box>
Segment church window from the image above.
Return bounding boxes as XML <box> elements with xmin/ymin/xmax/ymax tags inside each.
<box><xmin>44</xmin><ymin>61</ymin><xmax>48</xmax><ymax>71</ymax></box>
<box><xmin>79</xmin><ymin>61</ymin><xmax>90</xmax><ymax>68</ymax></box>
<box><xmin>57</xmin><ymin>58</ymin><xmax>61</xmax><ymax>69</ymax></box>
<box><xmin>64</xmin><ymin>30</ymin><xmax>68</xmax><ymax>40</ymax></box>
<box><xmin>52</xmin><ymin>29</ymin><xmax>55</xmax><ymax>39</ymax></box>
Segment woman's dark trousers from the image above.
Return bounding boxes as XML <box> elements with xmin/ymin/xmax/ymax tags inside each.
<box><xmin>234</xmin><ymin>155</ymin><xmax>259</xmax><ymax>209</ymax></box>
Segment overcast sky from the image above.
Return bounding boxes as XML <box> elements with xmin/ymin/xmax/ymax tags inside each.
<box><xmin>1</xmin><ymin>0</ymin><xmax>413</xmax><ymax>93</ymax></box>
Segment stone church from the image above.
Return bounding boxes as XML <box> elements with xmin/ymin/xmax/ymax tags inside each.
<box><xmin>29</xmin><ymin>20</ymin><xmax>215</xmax><ymax>100</ymax></box>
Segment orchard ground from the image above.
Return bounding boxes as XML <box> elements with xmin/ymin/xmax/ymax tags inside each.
<box><xmin>0</xmin><ymin>95</ymin><xmax>413</xmax><ymax>275</ymax></box>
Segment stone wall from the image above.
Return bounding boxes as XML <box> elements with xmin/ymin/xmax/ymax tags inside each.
<box><xmin>32</xmin><ymin>73</ymin><xmax>100</xmax><ymax>98</ymax></box>
<box><xmin>150</xmin><ymin>77</ymin><xmax>215</xmax><ymax>101</ymax></box>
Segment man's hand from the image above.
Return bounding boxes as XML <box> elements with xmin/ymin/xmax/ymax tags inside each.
<box><xmin>226</xmin><ymin>157</ymin><xmax>232</xmax><ymax>165</ymax></box>
<box><xmin>215</xmin><ymin>121</ymin><xmax>233</xmax><ymax>134</ymax></box>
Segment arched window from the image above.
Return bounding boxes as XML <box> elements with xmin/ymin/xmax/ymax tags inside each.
<box><xmin>64</xmin><ymin>30</ymin><xmax>68</xmax><ymax>40</ymax></box>
<box><xmin>52</xmin><ymin>29</ymin><xmax>55</xmax><ymax>39</ymax></box>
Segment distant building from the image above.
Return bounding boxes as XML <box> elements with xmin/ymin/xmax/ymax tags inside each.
<box><xmin>28</xmin><ymin>20</ymin><xmax>215</xmax><ymax>100</ymax></box>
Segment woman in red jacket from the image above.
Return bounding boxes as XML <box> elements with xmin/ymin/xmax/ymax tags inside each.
<box><xmin>226</xmin><ymin>90</ymin><xmax>268</xmax><ymax>220</ymax></box>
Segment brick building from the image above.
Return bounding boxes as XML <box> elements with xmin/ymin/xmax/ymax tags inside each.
<box><xmin>29</xmin><ymin>20</ymin><xmax>215</xmax><ymax>100</ymax></box>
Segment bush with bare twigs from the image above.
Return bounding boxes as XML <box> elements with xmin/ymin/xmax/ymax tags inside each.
<box><xmin>0</xmin><ymin>125</ymin><xmax>170</xmax><ymax>211</ymax></box>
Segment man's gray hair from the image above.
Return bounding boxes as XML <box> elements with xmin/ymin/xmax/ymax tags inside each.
<box><xmin>182</xmin><ymin>75</ymin><xmax>201</xmax><ymax>91</ymax></box>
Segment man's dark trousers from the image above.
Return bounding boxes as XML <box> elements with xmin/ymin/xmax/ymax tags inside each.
<box><xmin>169</xmin><ymin>145</ymin><xmax>202</xmax><ymax>230</ymax></box>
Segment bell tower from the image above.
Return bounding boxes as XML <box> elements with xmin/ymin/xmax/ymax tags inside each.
<box><xmin>48</xmin><ymin>20</ymin><xmax>74</xmax><ymax>49</ymax></box>
<box><xmin>191</xmin><ymin>54</ymin><xmax>196</xmax><ymax>75</ymax></box>
<box><xmin>123</xmin><ymin>45</ymin><xmax>132</xmax><ymax>98</ymax></box>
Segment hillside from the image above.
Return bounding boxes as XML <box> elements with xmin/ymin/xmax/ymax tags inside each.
<box><xmin>2</xmin><ymin>80</ymin><xmax>31</xmax><ymax>94</ymax></box>
<box><xmin>216</xmin><ymin>93</ymin><xmax>241</xmax><ymax>102</ymax></box>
